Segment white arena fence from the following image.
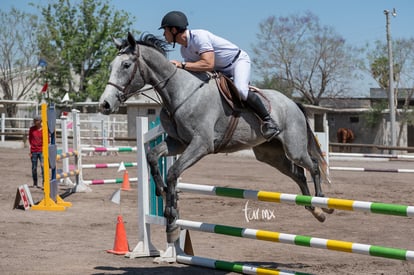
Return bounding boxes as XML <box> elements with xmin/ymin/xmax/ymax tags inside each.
<box><xmin>1</xmin><ymin>111</ymin><xmax>128</xmax><ymax>146</ymax></box>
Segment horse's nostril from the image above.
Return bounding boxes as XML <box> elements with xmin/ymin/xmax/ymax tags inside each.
<box><xmin>102</xmin><ymin>101</ymin><xmax>110</xmax><ymax>109</ymax></box>
<box><xmin>100</xmin><ymin>101</ymin><xmax>111</xmax><ymax>115</ymax></box>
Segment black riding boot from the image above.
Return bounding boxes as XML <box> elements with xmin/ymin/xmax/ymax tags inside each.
<box><xmin>245</xmin><ymin>91</ymin><xmax>282</xmax><ymax>140</ymax></box>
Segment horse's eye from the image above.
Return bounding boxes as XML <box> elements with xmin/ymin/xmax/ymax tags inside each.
<box><xmin>122</xmin><ymin>61</ymin><xmax>131</xmax><ymax>69</ymax></box>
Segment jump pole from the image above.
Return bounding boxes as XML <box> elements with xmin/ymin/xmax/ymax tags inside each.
<box><xmin>330</xmin><ymin>167</ymin><xmax>414</xmax><ymax>173</ymax></box>
<box><xmin>55</xmin><ymin>169</ymin><xmax>80</xmax><ymax>180</ymax></box>
<box><xmin>176</xmin><ymin>182</ymin><xmax>414</xmax><ymax>218</ymax></box>
<box><xmin>83</xmin><ymin>177</ymin><xmax>138</xmax><ymax>185</ymax></box>
<box><xmin>81</xmin><ymin>146</ymin><xmax>137</xmax><ymax>153</ymax></box>
<box><xmin>329</xmin><ymin>152</ymin><xmax>414</xmax><ymax>160</ymax></box>
<box><xmin>81</xmin><ymin>162</ymin><xmax>137</xmax><ymax>169</ymax></box>
<box><xmin>177</xmin><ymin>254</ymin><xmax>307</xmax><ymax>275</ymax></box>
<box><xmin>176</xmin><ymin>219</ymin><xmax>414</xmax><ymax>262</ymax></box>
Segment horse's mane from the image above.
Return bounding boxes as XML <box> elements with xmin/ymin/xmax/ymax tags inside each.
<box><xmin>296</xmin><ymin>102</ymin><xmax>308</xmax><ymax>118</ymax></box>
<box><xmin>136</xmin><ymin>33</ymin><xmax>170</xmax><ymax>57</ymax></box>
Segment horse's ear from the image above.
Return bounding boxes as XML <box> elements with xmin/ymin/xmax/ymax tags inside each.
<box><xmin>113</xmin><ymin>37</ymin><xmax>124</xmax><ymax>50</ymax></box>
<box><xmin>127</xmin><ymin>32</ymin><xmax>136</xmax><ymax>48</ymax></box>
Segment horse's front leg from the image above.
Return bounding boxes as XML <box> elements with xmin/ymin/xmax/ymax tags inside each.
<box><xmin>163</xmin><ymin>136</ymin><xmax>210</xmax><ymax>242</ymax></box>
<box><xmin>146</xmin><ymin>141</ymin><xmax>168</xmax><ymax>196</ymax></box>
<box><xmin>147</xmin><ymin>136</ymin><xmax>186</xmax><ymax>196</ymax></box>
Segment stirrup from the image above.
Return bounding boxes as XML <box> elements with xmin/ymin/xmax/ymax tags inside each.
<box><xmin>261</xmin><ymin>121</ymin><xmax>282</xmax><ymax>141</ymax></box>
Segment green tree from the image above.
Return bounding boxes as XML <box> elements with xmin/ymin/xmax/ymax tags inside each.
<box><xmin>36</xmin><ymin>0</ymin><xmax>135</xmax><ymax>102</ymax></box>
<box><xmin>252</xmin><ymin>12</ymin><xmax>363</xmax><ymax>105</ymax></box>
<box><xmin>0</xmin><ymin>8</ymin><xmax>41</xmax><ymax>124</ymax></box>
<box><xmin>367</xmin><ymin>39</ymin><xmax>414</xmax><ymax>89</ymax></box>
<box><xmin>367</xmin><ymin>38</ymin><xmax>414</xmax><ymax>145</ymax></box>
<box><xmin>364</xmin><ymin>100</ymin><xmax>388</xmax><ymax>128</ymax></box>
<box><xmin>370</xmin><ymin>56</ymin><xmax>394</xmax><ymax>89</ymax></box>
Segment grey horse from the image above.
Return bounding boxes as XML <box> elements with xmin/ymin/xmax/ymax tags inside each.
<box><xmin>99</xmin><ymin>32</ymin><xmax>332</xmax><ymax>241</ymax></box>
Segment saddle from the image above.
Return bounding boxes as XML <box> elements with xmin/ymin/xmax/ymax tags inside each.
<box><xmin>211</xmin><ymin>72</ymin><xmax>270</xmax><ymax>152</ymax></box>
<box><xmin>213</xmin><ymin>72</ymin><xmax>244</xmax><ymax>111</ymax></box>
<box><xmin>212</xmin><ymin>72</ymin><xmax>270</xmax><ymax>112</ymax></box>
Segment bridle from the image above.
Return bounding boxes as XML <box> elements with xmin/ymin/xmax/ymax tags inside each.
<box><xmin>106</xmin><ymin>44</ymin><xmax>177</xmax><ymax>103</ymax></box>
<box><xmin>105</xmin><ymin>42</ymin><xmax>206</xmax><ymax>120</ymax></box>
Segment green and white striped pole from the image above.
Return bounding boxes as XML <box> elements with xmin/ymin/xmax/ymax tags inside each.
<box><xmin>177</xmin><ymin>254</ymin><xmax>310</xmax><ymax>275</ymax></box>
<box><xmin>177</xmin><ymin>182</ymin><xmax>414</xmax><ymax>217</ymax></box>
<box><xmin>176</xmin><ymin>220</ymin><xmax>414</xmax><ymax>261</ymax></box>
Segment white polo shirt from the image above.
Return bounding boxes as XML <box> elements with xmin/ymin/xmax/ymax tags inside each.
<box><xmin>180</xmin><ymin>29</ymin><xmax>240</xmax><ymax>70</ymax></box>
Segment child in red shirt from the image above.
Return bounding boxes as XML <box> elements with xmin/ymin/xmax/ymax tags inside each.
<box><xmin>29</xmin><ymin>115</ymin><xmax>44</xmax><ymax>188</ymax></box>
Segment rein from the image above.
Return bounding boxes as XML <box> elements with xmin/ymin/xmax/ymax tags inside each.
<box><xmin>106</xmin><ymin>43</ymin><xmax>209</xmax><ymax>123</ymax></box>
<box><xmin>168</xmin><ymin>80</ymin><xmax>207</xmax><ymax>117</ymax></box>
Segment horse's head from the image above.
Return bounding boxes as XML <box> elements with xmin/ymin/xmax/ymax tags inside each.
<box><xmin>99</xmin><ymin>32</ymin><xmax>146</xmax><ymax>114</ymax></box>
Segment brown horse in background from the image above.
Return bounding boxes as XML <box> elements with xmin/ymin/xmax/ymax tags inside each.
<box><xmin>336</xmin><ymin>128</ymin><xmax>354</xmax><ymax>152</ymax></box>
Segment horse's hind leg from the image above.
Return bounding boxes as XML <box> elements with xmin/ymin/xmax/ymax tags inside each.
<box><xmin>309</xmin><ymin>157</ymin><xmax>334</xmax><ymax>214</ymax></box>
<box><xmin>253</xmin><ymin>142</ymin><xmax>327</xmax><ymax>222</ymax></box>
<box><xmin>309</xmin><ymin>157</ymin><xmax>323</xmax><ymax>197</ymax></box>
<box><xmin>291</xmin><ymin>150</ymin><xmax>334</xmax><ymax>217</ymax></box>
<box><xmin>291</xmin><ymin>162</ymin><xmax>327</xmax><ymax>222</ymax></box>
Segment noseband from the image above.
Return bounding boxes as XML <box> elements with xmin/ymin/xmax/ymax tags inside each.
<box><xmin>106</xmin><ymin>44</ymin><xmax>177</xmax><ymax>102</ymax></box>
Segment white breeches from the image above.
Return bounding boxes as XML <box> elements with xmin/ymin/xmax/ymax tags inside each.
<box><xmin>221</xmin><ymin>50</ymin><xmax>251</xmax><ymax>101</ymax></box>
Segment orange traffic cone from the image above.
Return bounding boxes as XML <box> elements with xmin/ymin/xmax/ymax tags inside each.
<box><xmin>107</xmin><ymin>215</ymin><xmax>130</xmax><ymax>255</ymax></box>
<box><xmin>121</xmin><ymin>170</ymin><xmax>131</xmax><ymax>191</ymax></box>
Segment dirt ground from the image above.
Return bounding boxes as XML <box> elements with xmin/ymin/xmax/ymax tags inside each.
<box><xmin>1</xmin><ymin>146</ymin><xmax>414</xmax><ymax>275</ymax></box>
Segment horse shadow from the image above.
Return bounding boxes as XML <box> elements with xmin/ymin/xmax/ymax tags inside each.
<box><xmin>93</xmin><ymin>261</ymin><xmax>314</xmax><ymax>274</ymax></box>
<box><xmin>93</xmin><ymin>265</ymin><xmax>227</xmax><ymax>274</ymax></box>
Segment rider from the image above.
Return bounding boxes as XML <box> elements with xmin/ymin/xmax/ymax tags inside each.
<box><xmin>159</xmin><ymin>11</ymin><xmax>282</xmax><ymax>140</ymax></box>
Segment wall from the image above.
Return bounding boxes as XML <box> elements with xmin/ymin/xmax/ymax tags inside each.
<box><xmin>126</xmin><ymin>103</ymin><xmax>161</xmax><ymax>138</ymax></box>
<box><xmin>327</xmin><ymin>111</ymin><xmax>407</xmax><ymax>153</ymax></box>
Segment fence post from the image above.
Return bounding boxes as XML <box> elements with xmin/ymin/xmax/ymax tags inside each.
<box><xmin>1</xmin><ymin>113</ymin><xmax>5</xmax><ymax>142</ymax></box>
<box><xmin>71</xmin><ymin>109</ymin><xmax>91</xmax><ymax>192</ymax></box>
<box><xmin>60</xmin><ymin>115</ymin><xmax>74</xmax><ymax>186</ymax></box>
<box><xmin>126</xmin><ymin>116</ymin><xmax>162</xmax><ymax>258</ymax></box>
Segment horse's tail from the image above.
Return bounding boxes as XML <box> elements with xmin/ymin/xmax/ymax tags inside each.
<box><xmin>296</xmin><ymin>103</ymin><xmax>331</xmax><ymax>184</ymax></box>
<box><xmin>348</xmin><ymin>128</ymin><xmax>355</xmax><ymax>142</ymax></box>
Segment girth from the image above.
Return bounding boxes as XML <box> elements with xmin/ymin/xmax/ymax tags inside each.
<box><xmin>212</xmin><ymin>73</ymin><xmax>241</xmax><ymax>153</ymax></box>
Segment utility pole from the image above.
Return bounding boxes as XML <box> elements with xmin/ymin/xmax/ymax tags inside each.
<box><xmin>384</xmin><ymin>8</ymin><xmax>397</xmax><ymax>154</ymax></box>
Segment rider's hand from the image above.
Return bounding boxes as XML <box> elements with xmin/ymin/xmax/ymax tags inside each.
<box><xmin>170</xmin><ymin>60</ymin><xmax>180</xmax><ymax>67</ymax></box>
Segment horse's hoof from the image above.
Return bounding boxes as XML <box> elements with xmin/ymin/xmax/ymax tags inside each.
<box><xmin>166</xmin><ymin>223</ymin><xmax>180</xmax><ymax>243</ymax></box>
<box><xmin>311</xmin><ymin>208</ymin><xmax>326</xmax><ymax>222</ymax></box>
<box><xmin>155</xmin><ymin>186</ymin><xmax>164</xmax><ymax>197</ymax></box>
<box><xmin>322</xmin><ymin>208</ymin><xmax>334</xmax><ymax>214</ymax></box>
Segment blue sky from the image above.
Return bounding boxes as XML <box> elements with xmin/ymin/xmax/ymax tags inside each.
<box><xmin>1</xmin><ymin>0</ymin><xmax>413</xmax><ymax>96</ymax></box>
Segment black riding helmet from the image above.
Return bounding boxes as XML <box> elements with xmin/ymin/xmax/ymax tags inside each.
<box><xmin>159</xmin><ymin>11</ymin><xmax>188</xmax><ymax>31</ymax></box>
